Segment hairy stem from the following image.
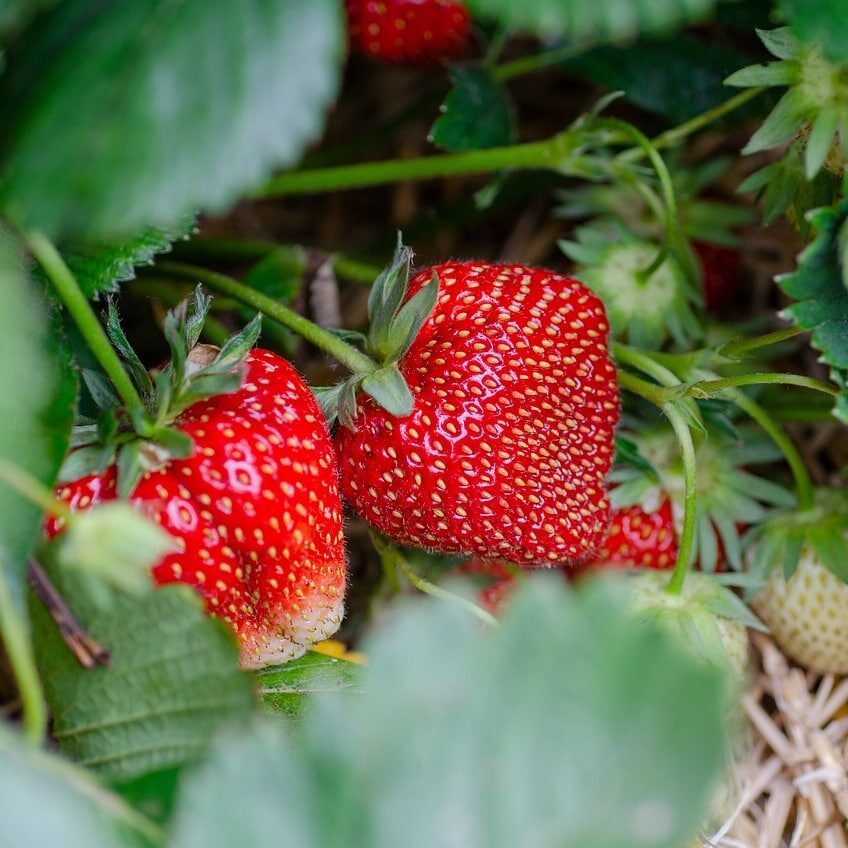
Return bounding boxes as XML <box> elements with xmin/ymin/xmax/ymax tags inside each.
<box><xmin>664</xmin><ymin>408</ymin><xmax>698</xmax><ymax>596</ymax></box>
<box><xmin>257</xmin><ymin>132</ymin><xmax>581</xmax><ymax>197</ymax></box>
<box><xmin>616</xmin><ymin>369</ymin><xmax>668</xmax><ymax>406</ymax></box>
<box><xmin>0</xmin><ymin>577</ymin><xmax>45</xmax><ymax>745</ymax></box>
<box><xmin>717</xmin><ymin>326</ymin><xmax>807</xmax><ymax>359</ymax></box>
<box><xmin>369</xmin><ymin>531</ymin><xmax>497</xmax><ymax>628</ymax></box>
<box><xmin>152</xmin><ymin>262</ymin><xmax>379</xmax><ymax>376</ymax></box>
<box><xmin>27</xmin><ymin>232</ymin><xmax>144</xmax><ymax>415</ymax></box>
<box><xmin>686</xmin><ymin>372</ymin><xmax>839</xmax><ymax>398</ymax></box>
<box><xmin>726</xmin><ymin>390</ymin><xmax>814</xmax><ymax>511</ymax></box>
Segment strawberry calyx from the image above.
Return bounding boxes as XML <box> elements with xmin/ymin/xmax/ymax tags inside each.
<box><xmin>316</xmin><ymin>235</ymin><xmax>438</xmax><ymax>428</ymax></box>
<box><xmin>744</xmin><ymin>487</ymin><xmax>848</xmax><ymax>588</ymax></box>
<box><xmin>59</xmin><ymin>287</ymin><xmax>261</xmax><ymax>497</ymax></box>
<box><xmin>727</xmin><ymin>28</ymin><xmax>848</xmax><ymax>181</ymax></box>
<box><xmin>560</xmin><ymin>222</ymin><xmax>704</xmax><ymax>350</ymax></box>
<box><xmin>611</xmin><ymin>423</ymin><xmax>796</xmax><ymax>573</ymax></box>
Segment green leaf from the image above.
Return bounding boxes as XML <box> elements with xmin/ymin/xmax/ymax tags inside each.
<box><xmin>0</xmin><ymin>727</ymin><xmax>155</xmax><ymax>848</ymax></box>
<box><xmin>32</xmin><ymin>572</ymin><xmax>254</xmax><ymax>782</ymax></box>
<box><xmin>257</xmin><ymin>650</ymin><xmax>365</xmax><ymax>719</ymax></box>
<box><xmin>45</xmin><ymin>220</ymin><xmax>196</xmax><ymax>300</ymax></box>
<box><xmin>780</xmin><ymin>0</ymin><xmax>848</xmax><ymax>63</ymax></box>
<box><xmin>0</xmin><ymin>0</ymin><xmax>343</xmax><ymax>238</ymax></box>
<box><xmin>0</xmin><ymin>236</ymin><xmax>75</xmax><ymax>622</ymax></box>
<box><xmin>361</xmin><ymin>365</ymin><xmax>414</xmax><ymax>418</ymax></box>
<box><xmin>568</xmin><ymin>36</ymin><xmax>765</xmax><ymax>123</ymax></box>
<box><xmin>171</xmin><ymin>579</ymin><xmax>726</xmax><ymax>848</ymax></box>
<box><xmin>778</xmin><ymin>196</ymin><xmax>848</xmax><ymax>420</ymax></box>
<box><xmin>430</xmin><ymin>66</ymin><xmax>515</xmax><ymax>152</ymax></box>
<box><xmin>464</xmin><ymin>0</ymin><xmax>717</xmax><ymax>43</ymax></box>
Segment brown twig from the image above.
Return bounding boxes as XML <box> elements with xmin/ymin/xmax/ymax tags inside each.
<box><xmin>27</xmin><ymin>559</ymin><xmax>109</xmax><ymax>668</ymax></box>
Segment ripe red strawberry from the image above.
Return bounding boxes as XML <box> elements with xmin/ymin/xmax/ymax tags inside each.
<box><xmin>345</xmin><ymin>0</ymin><xmax>471</xmax><ymax>64</ymax></box>
<box><xmin>47</xmin><ymin>299</ymin><xmax>346</xmax><ymax>669</ymax></box>
<box><xmin>594</xmin><ymin>498</ymin><xmax>678</xmax><ymax>570</ymax></box>
<box><xmin>336</xmin><ymin>261</ymin><xmax>620</xmax><ymax>565</ymax></box>
<box><xmin>693</xmin><ymin>241</ymin><xmax>740</xmax><ymax>312</ymax></box>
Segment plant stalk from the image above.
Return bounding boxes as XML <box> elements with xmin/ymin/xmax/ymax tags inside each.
<box><xmin>152</xmin><ymin>262</ymin><xmax>379</xmax><ymax>376</ymax></box>
<box><xmin>369</xmin><ymin>531</ymin><xmax>497</xmax><ymax>628</ymax></box>
<box><xmin>27</xmin><ymin>232</ymin><xmax>144</xmax><ymax>416</ymax></box>
<box><xmin>257</xmin><ymin>132</ymin><xmax>580</xmax><ymax>197</ymax></box>
<box><xmin>664</xmin><ymin>407</ymin><xmax>698</xmax><ymax>596</ymax></box>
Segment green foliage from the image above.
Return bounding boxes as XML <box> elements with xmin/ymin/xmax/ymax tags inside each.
<box><xmin>0</xmin><ymin>0</ymin><xmax>344</xmax><ymax>238</ymax></box>
<box><xmin>465</xmin><ymin>0</ymin><xmax>717</xmax><ymax>43</ymax></box>
<box><xmin>257</xmin><ymin>651</ymin><xmax>365</xmax><ymax>719</ymax></box>
<box><xmin>430</xmin><ymin>67</ymin><xmax>516</xmax><ymax>152</ymax></box>
<box><xmin>778</xmin><ymin>196</ymin><xmax>848</xmax><ymax>421</ymax></box>
<box><xmin>171</xmin><ymin>580</ymin><xmax>726</xmax><ymax>848</ymax></box>
<box><xmin>779</xmin><ymin>0</ymin><xmax>848</xmax><ymax>64</ymax></box>
<box><xmin>32</xmin><ymin>575</ymin><xmax>254</xmax><ymax>782</ymax></box>
<box><xmin>0</xmin><ymin>726</ymin><xmax>155</xmax><ymax>848</ymax></box>
<box><xmin>0</xmin><ymin>236</ymin><xmax>75</xmax><ymax>617</ymax></box>
<box><xmin>54</xmin><ymin>221</ymin><xmax>197</xmax><ymax>300</ymax></box>
<box><xmin>567</xmin><ymin>36</ymin><xmax>760</xmax><ymax>122</ymax></box>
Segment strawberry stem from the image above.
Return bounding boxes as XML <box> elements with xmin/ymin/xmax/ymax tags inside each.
<box><xmin>664</xmin><ymin>407</ymin><xmax>698</xmax><ymax>596</ymax></box>
<box><xmin>724</xmin><ymin>390</ymin><xmax>814</xmax><ymax>511</ymax></box>
<box><xmin>717</xmin><ymin>326</ymin><xmax>807</xmax><ymax>359</ymax></box>
<box><xmin>256</xmin><ymin>132</ymin><xmax>584</xmax><ymax>197</ymax></box>
<box><xmin>616</xmin><ymin>370</ymin><xmax>669</xmax><ymax>407</ymax></box>
<box><xmin>685</xmin><ymin>372</ymin><xmax>839</xmax><ymax>398</ymax></box>
<box><xmin>27</xmin><ymin>232</ymin><xmax>145</xmax><ymax>417</ymax></box>
<box><xmin>153</xmin><ymin>262</ymin><xmax>380</xmax><ymax>377</ymax></box>
<box><xmin>369</xmin><ymin>531</ymin><xmax>498</xmax><ymax>628</ymax></box>
<box><xmin>0</xmin><ymin>576</ymin><xmax>46</xmax><ymax>745</ymax></box>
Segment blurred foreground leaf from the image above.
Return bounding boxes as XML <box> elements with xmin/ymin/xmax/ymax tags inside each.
<box><xmin>171</xmin><ymin>578</ymin><xmax>726</xmax><ymax>848</ymax></box>
<box><xmin>0</xmin><ymin>725</ymin><xmax>158</xmax><ymax>848</ymax></box>
<box><xmin>0</xmin><ymin>0</ymin><xmax>343</xmax><ymax>238</ymax></box>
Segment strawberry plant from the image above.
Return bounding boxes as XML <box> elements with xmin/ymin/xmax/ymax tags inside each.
<box><xmin>1</xmin><ymin>1</ymin><xmax>847</xmax><ymax>846</ymax></box>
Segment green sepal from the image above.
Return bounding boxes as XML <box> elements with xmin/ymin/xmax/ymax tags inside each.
<box><xmin>208</xmin><ymin>312</ymin><xmax>262</xmax><ymax>372</ymax></box>
<box><xmin>57</xmin><ymin>443</ymin><xmax>117</xmax><ymax>484</ymax></box>
<box><xmin>68</xmin><ymin>421</ymin><xmax>100</xmax><ymax>449</ymax></box>
<box><xmin>361</xmin><ymin>365</ymin><xmax>414</xmax><ymax>418</ymax></box>
<box><xmin>756</xmin><ymin>27</ymin><xmax>799</xmax><ymax>61</ymax></box>
<box><xmin>805</xmin><ymin>109</ymin><xmax>841</xmax><ymax>180</ymax></box>
<box><xmin>613</xmin><ymin>435</ymin><xmax>657</xmax><ymax>478</ymax></box>
<box><xmin>742</xmin><ymin>88</ymin><xmax>812</xmax><ymax>156</ymax></box>
<box><xmin>105</xmin><ymin>298</ymin><xmax>153</xmax><ymax>401</ymax></box>
<box><xmin>149</xmin><ymin>427</ymin><xmax>194</xmax><ymax>460</ymax></box>
<box><xmin>82</xmin><ymin>368</ymin><xmax>120</xmax><ymax>412</ymax></box>
<box><xmin>381</xmin><ymin>274</ymin><xmax>439</xmax><ymax>364</ymax></box>
<box><xmin>702</xmin><ymin>581</ymin><xmax>767</xmax><ymax>633</ymax></box>
<box><xmin>116</xmin><ymin>441</ymin><xmax>145</xmax><ymax>499</ymax></box>
<box><xmin>367</xmin><ymin>236</ymin><xmax>414</xmax><ymax>355</ymax></box>
<box><xmin>313</xmin><ymin>377</ymin><xmax>363</xmax><ymax>430</ymax></box>
<box><xmin>724</xmin><ymin>61</ymin><xmax>799</xmax><ymax>88</ymax></box>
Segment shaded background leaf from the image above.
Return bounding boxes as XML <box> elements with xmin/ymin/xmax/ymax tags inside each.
<box><xmin>779</xmin><ymin>0</ymin><xmax>848</xmax><ymax>64</ymax></box>
<box><xmin>430</xmin><ymin>66</ymin><xmax>516</xmax><ymax>152</ymax></box>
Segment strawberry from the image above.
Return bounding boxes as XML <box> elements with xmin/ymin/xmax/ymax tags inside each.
<box><xmin>624</xmin><ymin>569</ymin><xmax>754</xmax><ymax>681</ymax></box>
<box><xmin>593</xmin><ymin>498</ymin><xmax>678</xmax><ymax>570</ymax></box>
<box><xmin>747</xmin><ymin>489</ymin><xmax>848</xmax><ymax>674</ymax></box>
<box><xmin>47</xmin><ymin>293</ymin><xmax>346</xmax><ymax>668</ymax></box>
<box><xmin>345</xmin><ymin>0</ymin><xmax>471</xmax><ymax>64</ymax></box>
<box><xmin>335</xmin><ymin>259</ymin><xmax>620</xmax><ymax>565</ymax></box>
<box><xmin>598</xmin><ymin>425</ymin><xmax>795</xmax><ymax>574</ymax></box>
<box><xmin>693</xmin><ymin>240</ymin><xmax>740</xmax><ymax>313</ymax></box>
<box><xmin>560</xmin><ymin>223</ymin><xmax>703</xmax><ymax>351</ymax></box>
